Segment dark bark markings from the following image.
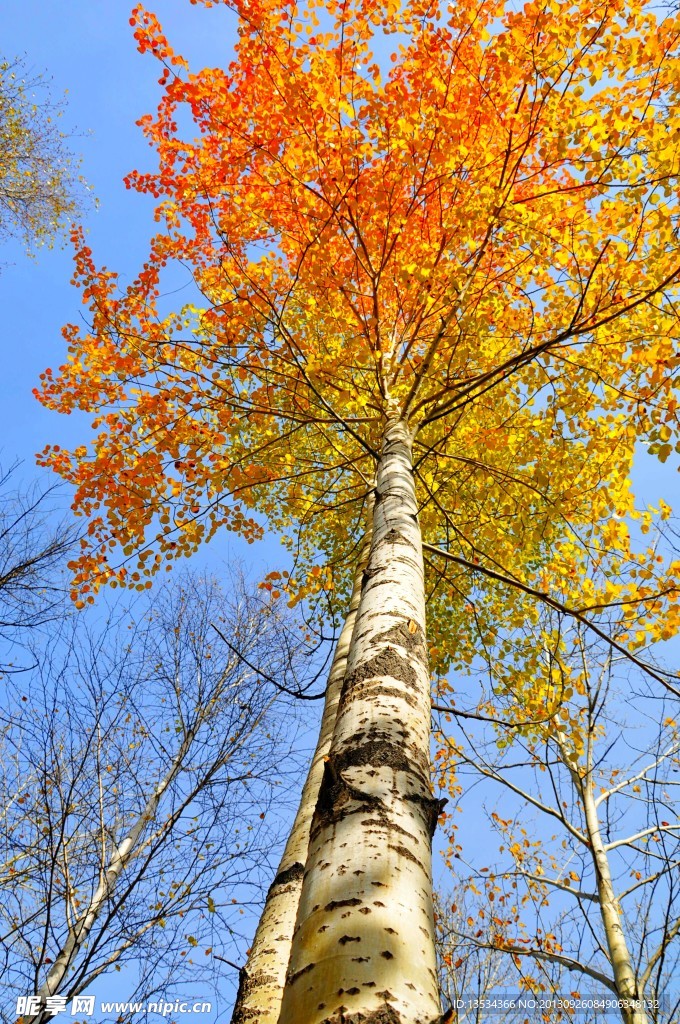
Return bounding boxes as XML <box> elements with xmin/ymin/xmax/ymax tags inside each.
<box><xmin>269</xmin><ymin>862</ymin><xmax>305</xmax><ymax>893</ymax></box>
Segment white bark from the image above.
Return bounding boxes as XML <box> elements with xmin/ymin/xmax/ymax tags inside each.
<box><xmin>278</xmin><ymin>419</ymin><xmax>442</xmax><ymax>1024</ymax></box>
<box><xmin>29</xmin><ymin>731</ymin><xmax>194</xmax><ymax>1015</ymax></box>
<box><xmin>231</xmin><ymin>524</ymin><xmax>372</xmax><ymax>1024</ymax></box>
<box><xmin>579</xmin><ymin>771</ymin><xmax>648</xmax><ymax>1024</ymax></box>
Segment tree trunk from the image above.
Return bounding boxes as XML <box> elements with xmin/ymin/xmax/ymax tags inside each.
<box><xmin>27</xmin><ymin>733</ymin><xmax>195</xmax><ymax>1022</ymax></box>
<box><xmin>231</xmin><ymin>520</ymin><xmax>373</xmax><ymax>1024</ymax></box>
<box><xmin>580</xmin><ymin>776</ymin><xmax>648</xmax><ymax>1024</ymax></box>
<box><xmin>278</xmin><ymin>418</ymin><xmax>442</xmax><ymax>1024</ymax></box>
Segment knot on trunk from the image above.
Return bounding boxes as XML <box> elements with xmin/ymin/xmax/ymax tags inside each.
<box><xmin>375</xmin><ymin>619</ymin><xmax>426</xmax><ymax>654</ymax></box>
<box><xmin>405</xmin><ymin>793</ymin><xmax>448</xmax><ymax>838</ymax></box>
<box><xmin>312</xmin><ymin>757</ymin><xmax>383</xmax><ymax>837</ymax></box>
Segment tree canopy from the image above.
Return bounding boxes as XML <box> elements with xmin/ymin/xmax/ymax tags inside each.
<box><xmin>36</xmin><ymin>0</ymin><xmax>680</xmax><ymax>688</ymax></box>
<box><xmin>0</xmin><ymin>57</ymin><xmax>84</xmax><ymax>253</ymax></box>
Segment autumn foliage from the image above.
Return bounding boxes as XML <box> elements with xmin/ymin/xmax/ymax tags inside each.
<box><xmin>37</xmin><ymin>0</ymin><xmax>680</xmax><ymax>679</ymax></box>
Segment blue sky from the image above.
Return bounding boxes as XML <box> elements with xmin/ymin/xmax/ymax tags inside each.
<box><xmin>1</xmin><ymin>1</ymin><xmax>238</xmax><ymax>468</ymax></box>
<box><xmin>0</xmin><ymin>4</ymin><xmax>291</xmax><ymax>1018</ymax></box>
<box><xmin>0</xmin><ymin>0</ymin><xmax>284</xmax><ymax>565</ymax></box>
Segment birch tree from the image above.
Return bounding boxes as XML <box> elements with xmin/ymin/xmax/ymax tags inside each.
<box><xmin>231</xmin><ymin>513</ymin><xmax>373</xmax><ymax>1024</ymax></box>
<box><xmin>434</xmin><ymin>619</ymin><xmax>680</xmax><ymax>1024</ymax></box>
<box><xmin>35</xmin><ymin>0</ymin><xmax>680</xmax><ymax>1020</ymax></box>
<box><xmin>0</xmin><ymin>572</ymin><xmax>302</xmax><ymax>1022</ymax></box>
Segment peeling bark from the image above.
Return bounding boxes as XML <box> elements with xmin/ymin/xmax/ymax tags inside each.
<box><xmin>231</xmin><ymin>521</ymin><xmax>373</xmax><ymax>1024</ymax></box>
<box><xmin>279</xmin><ymin>419</ymin><xmax>442</xmax><ymax>1024</ymax></box>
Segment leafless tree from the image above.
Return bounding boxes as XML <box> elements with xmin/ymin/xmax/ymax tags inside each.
<box><xmin>0</xmin><ymin>464</ymin><xmax>77</xmax><ymax>663</ymax></box>
<box><xmin>0</xmin><ymin>571</ymin><xmax>306</xmax><ymax>1023</ymax></box>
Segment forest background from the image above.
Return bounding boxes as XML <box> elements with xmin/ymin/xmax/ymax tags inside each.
<box><xmin>1</xmin><ymin>1</ymin><xmax>680</xmax><ymax>1022</ymax></box>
